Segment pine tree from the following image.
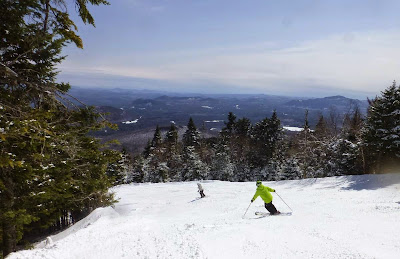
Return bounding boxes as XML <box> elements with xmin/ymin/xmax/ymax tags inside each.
<box><xmin>234</xmin><ymin>117</ymin><xmax>251</xmax><ymax>137</ymax></box>
<box><xmin>249</xmin><ymin>118</ymin><xmax>270</xmax><ymax>167</ymax></box>
<box><xmin>151</xmin><ymin>125</ymin><xmax>162</xmax><ymax>148</ymax></box>
<box><xmin>231</xmin><ymin>117</ymin><xmax>252</xmax><ymax>168</ymax></box>
<box><xmin>164</xmin><ymin>123</ymin><xmax>182</xmax><ymax>180</ymax></box>
<box><xmin>0</xmin><ymin>1</ymin><xmax>112</xmax><ymax>256</ymax></box>
<box><xmin>329</xmin><ymin>106</ymin><xmax>364</xmax><ymax>175</ymax></box>
<box><xmin>130</xmin><ymin>155</ymin><xmax>147</xmax><ymax>183</ymax></box>
<box><xmin>181</xmin><ymin>146</ymin><xmax>209</xmax><ymax>181</ymax></box>
<box><xmin>269</xmin><ymin>110</ymin><xmax>284</xmax><ymax>152</ymax></box>
<box><xmin>249</xmin><ymin>111</ymin><xmax>283</xmax><ymax>168</ymax></box>
<box><xmin>314</xmin><ymin>115</ymin><xmax>329</xmax><ymax>140</ymax></box>
<box><xmin>165</xmin><ymin>123</ymin><xmax>178</xmax><ymax>147</ymax></box>
<box><xmin>182</xmin><ymin>117</ymin><xmax>200</xmax><ymax>148</ymax></box>
<box><xmin>210</xmin><ymin>142</ymin><xmax>235</xmax><ymax>181</ymax></box>
<box><xmin>106</xmin><ymin>148</ymin><xmax>132</xmax><ymax>185</ymax></box>
<box><xmin>362</xmin><ymin>81</ymin><xmax>400</xmax><ymax>173</ymax></box>
<box><xmin>278</xmin><ymin>157</ymin><xmax>302</xmax><ymax>180</ymax></box>
<box><xmin>294</xmin><ymin>110</ymin><xmax>315</xmax><ymax>178</ymax></box>
<box><xmin>142</xmin><ymin>125</ymin><xmax>169</xmax><ymax>182</ymax></box>
<box><xmin>221</xmin><ymin>112</ymin><xmax>237</xmax><ymax>138</ymax></box>
<box><xmin>143</xmin><ymin>139</ymin><xmax>152</xmax><ymax>158</ymax></box>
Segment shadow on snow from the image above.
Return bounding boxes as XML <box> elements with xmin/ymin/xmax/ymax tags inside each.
<box><xmin>340</xmin><ymin>173</ymin><xmax>400</xmax><ymax>191</ymax></box>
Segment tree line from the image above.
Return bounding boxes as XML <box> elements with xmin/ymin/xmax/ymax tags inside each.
<box><xmin>118</xmin><ymin>82</ymin><xmax>400</xmax><ymax>184</ymax></box>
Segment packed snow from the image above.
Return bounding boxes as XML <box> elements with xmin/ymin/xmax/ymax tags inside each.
<box><xmin>9</xmin><ymin>174</ymin><xmax>400</xmax><ymax>259</ymax></box>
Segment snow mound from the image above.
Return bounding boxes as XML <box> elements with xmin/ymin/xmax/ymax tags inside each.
<box><xmin>8</xmin><ymin>174</ymin><xmax>400</xmax><ymax>259</ymax></box>
<box><xmin>36</xmin><ymin>207</ymin><xmax>119</xmax><ymax>249</ymax></box>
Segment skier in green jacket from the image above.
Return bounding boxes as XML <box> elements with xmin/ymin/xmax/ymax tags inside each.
<box><xmin>251</xmin><ymin>180</ymin><xmax>280</xmax><ymax>215</ymax></box>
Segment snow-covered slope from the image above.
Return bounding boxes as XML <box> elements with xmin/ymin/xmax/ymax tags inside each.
<box><xmin>9</xmin><ymin>174</ymin><xmax>400</xmax><ymax>259</ymax></box>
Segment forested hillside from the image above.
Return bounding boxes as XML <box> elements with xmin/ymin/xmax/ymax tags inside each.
<box><xmin>118</xmin><ymin>82</ymin><xmax>400</xmax><ymax>184</ymax></box>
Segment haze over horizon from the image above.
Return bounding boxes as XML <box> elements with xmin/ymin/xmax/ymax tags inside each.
<box><xmin>58</xmin><ymin>0</ymin><xmax>400</xmax><ymax>99</ymax></box>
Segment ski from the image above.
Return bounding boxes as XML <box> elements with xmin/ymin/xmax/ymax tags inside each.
<box><xmin>255</xmin><ymin>211</ymin><xmax>292</xmax><ymax>217</ymax></box>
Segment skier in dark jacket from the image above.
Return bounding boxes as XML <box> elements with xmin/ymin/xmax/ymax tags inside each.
<box><xmin>251</xmin><ymin>180</ymin><xmax>280</xmax><ymax>215</ymax></box>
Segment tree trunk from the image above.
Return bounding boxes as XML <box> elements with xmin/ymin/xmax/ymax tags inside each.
<box><xmin>43</xmin><ymin>0</ymin><xmax>50</xmax><ymax>32</ymax></box>
<box><xmin>1</xmin><ymin>175</ymin><xmax>16</xmax><ymax>257</ymax></box>
<box><xmin>360</xmin><ymin>145</ymin><xmax>367</xmax><ymax>174</ymax></box>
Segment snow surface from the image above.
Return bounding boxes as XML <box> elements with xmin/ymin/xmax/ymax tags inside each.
<box><xmin>122</xmin><ymin>117</ymin><xmax>142</xmax><ymax>124</ymax></box>
<box><xmin>283</xmin><ymin>126</ymin><xmax>304</xmax><ymax>132</ymax></box>
<box><xmin>204</xmin><ymin>120</ymin><xmax>223</xmax><ymax>123</ymax></box>
<box><xmin>9</xmin><ymin>174</ymin><xmax>400</xmax><ymax>259</ymax></box>
<box><xmin>122</xmin><ymin>120</ymin><xmax>138</xmax><ymax>124</ymax></box>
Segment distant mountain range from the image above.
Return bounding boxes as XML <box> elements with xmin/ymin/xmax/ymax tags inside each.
<box><xmin>70</xmin><ymin>87</ymin><xmax>369</xmax><ymax>154</ymax></box>
<box><xmin>285</xmin><ymin>95</ymin><xmax>366</xmax><ymax>110</ymax></box>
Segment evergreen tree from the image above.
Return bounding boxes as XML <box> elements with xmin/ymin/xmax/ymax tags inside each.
<box><xmin>249</xmin><ymin>118</ymin><xmax>270</xmax><ymax>167</ymax></box>
<box><xmin>362</xmin><ymin>81</ymin><xmax>400</xmax><ymax>173</ymax></box>
<box><xmin>210</xmin><ymin>142</ymin><xmax>235</xmax><ymax>181</ymax></box>
<box><xmin>329</xmin><ymin>106</ymin><xmax>364</xmax><ymax>175</ymax></box>
<box><xmin>343</xmin><ymin>106</ymin><xmax>363</xmax><ymax>141</ymax></box>
<box><xmin>182</xmin><ymin>117</ymin><xmax>200</xmax><ymax>148</ymax></box>
<box><xmin>232</xmin><ymin>117</ymin><xmax>252</xmax><ymax>167</ymax></box>
<box><xmin>181</xmin><ymin>146</ymin><xmax>209</xmax><ymax>181</ymax></box>
<box><xmin>164</xmin><ymin>124</ymin><xmax>182</xmax><ymax>181</ymax></box>
<box><xmin>143</xmin><ymin>125</ymin><xmax>168</xmax><ymax>182</ymax></box>
<box><xmin>278</xmin><ymin>157</ymin><xmax>302</xmax><ymax>180</ymax></box>
<box><xmin>234</xmin><ymin>117</ymin><xmax>251</xmax><ymax>137</ymax></box>
<box><xmin>165</xmin><ymin>123</ymin><xmax>178</xmax><ymax>147</ymax></box>
<box><xmin>106</xmin><ymin>148</ymin><xmax>133</xmax><ymax>185</ymax></box>
<box><xmin>221</xmin><ymin>112</ymin><xmax>237</xmax><ymax>138</ymax></box>
<box><xmin>143</xmin><ymin>154</ymin><xmax>170</xmax><ymax>183</ymax></box>
<box><xmin>151</xmin><ymin>125</ymin><xmax>162</xmax><ymax>148</ymax></box>
<box><xmin>130</xmin><ymin>155</ymin><xmax>147</xmax><ymax>183</ymax></box>
<box><xmin>269</xmin><ymin>110</ymin><xmax>284</xmax><ymax>152</ymax></box>
<box><xmin>0</xmin><ymin>1</ymin><xmax>112</xmax><ymax>256</ymax></box>
<box><xmin>314</xmin><ymin>115</ymin><xmax>329</xmax><ymax>139</ymax></box>
<box><xmin>249</xmin><ymin>111</ymin><xmax>283</xmax><ymax>168</ymax></box>
<box><xmin>143</xmin><ymin>139</ymin><xmax>152</xmax><ymax>158</ymax></box>
<box><xmin>294</xmin><ymin>110</ymin><xmax>315</xmax><ymax>178</ymax></box>
<box><xmin>329</xmin><ymin>137</ymin><xmax>363</xmax><ymax>175</ymax></box>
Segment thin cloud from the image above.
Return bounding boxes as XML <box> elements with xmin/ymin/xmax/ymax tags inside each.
<box><xmin>59</xmin><ymin>30</ymin><xmax>400</xmax><ymax>96</ymax></box>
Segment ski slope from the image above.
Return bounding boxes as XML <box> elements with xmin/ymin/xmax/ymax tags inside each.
<box><xmin>9</xmin><ymin>174</ymin><xmax>400</xmax><ymax>259</ymax></box>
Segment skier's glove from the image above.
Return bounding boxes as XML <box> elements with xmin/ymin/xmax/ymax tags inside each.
<box><xmin>251</xmin><ymin>199</ymin><xmax>253</xmax><ymax>203</ymax></box>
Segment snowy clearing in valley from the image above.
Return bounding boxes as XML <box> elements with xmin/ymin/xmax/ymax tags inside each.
<box><xmin>9</xmin><ymin>174</ymin><xmax>400</xmax><ymax>259</ymax></box>
<box><xmin>283</xmin><ymin>126</ymin><xmax>304</xmax><ymax>132</ymax></box>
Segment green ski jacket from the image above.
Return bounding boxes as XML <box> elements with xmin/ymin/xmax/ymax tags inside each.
<box><xmin>252</xmin><ymin>184</ymin><xmax>275</xmax><ymax>203</ymax></box>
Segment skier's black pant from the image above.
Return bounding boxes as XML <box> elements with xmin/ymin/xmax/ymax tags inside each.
<box><xmin>264</xmin><ymin>202</ymin><xmax>278</xmax><ymax>215</ymax></box>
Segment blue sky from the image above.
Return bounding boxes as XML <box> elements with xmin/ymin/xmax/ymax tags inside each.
<box><xmin>58</xmin><ymin>0</ymin><xmax>400</xmax><ymax>98</ymax></box>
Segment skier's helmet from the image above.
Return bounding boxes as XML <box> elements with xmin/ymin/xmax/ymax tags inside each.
<box><xmin>256</xmin><ymin>180</ymin><xmax>262</xmax><ymax>186</ymax></box>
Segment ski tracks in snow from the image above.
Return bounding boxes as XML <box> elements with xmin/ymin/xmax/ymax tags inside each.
<box><xmin>8</xmin><ymin>176</ymin><xmax>400</xmax><ymax>259</ymax></box>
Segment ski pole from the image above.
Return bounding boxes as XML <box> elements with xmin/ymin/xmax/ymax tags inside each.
<box><xmin>275</xmin><ymin>192</ymin><xmax>293</xmax><ymax>212</ymax></box>
<box><xmin>242</xmin><ymin>202</ymin><xmax>252</xmax><ymax>218</ymax></box>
